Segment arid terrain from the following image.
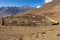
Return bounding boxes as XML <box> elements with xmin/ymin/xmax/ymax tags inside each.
<box><xmin>0</xmin><ymin>0</ymin><xmax>60</xmax><ymax>40</ymax></box>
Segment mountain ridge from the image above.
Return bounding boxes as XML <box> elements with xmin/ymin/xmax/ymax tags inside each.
<box><xmin>0</xmin><ymin>6</ymin><xmax>35</xmax><ymax>17</ymax></box>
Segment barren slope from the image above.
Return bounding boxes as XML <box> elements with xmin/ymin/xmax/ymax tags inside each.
<box><xmin>25</xmin><ymin>0</ymin><xmax>60</xmax><ymax>18</ymax></box>
<box><xmin>0</xmin><ymin>0</ymin><xmax>60</xmax><ymax>40</ymax></box>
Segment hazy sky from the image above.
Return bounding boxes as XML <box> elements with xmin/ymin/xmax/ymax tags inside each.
<box><xmin>0</xmin><ymin>0</ymin><xmax>52</xmax><ymax>7</ymax></box>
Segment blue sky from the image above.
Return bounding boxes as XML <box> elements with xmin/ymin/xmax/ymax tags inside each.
<box><xmin>0</xmin><ymin>0</ymin><xmax>45</xmax><ymax>7</ymax></box>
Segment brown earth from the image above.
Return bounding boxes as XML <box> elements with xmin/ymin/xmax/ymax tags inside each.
<box><xmin>0</xmin><ymin>0</ymin><xmax>60</xmax><ymax>40</ymax></box>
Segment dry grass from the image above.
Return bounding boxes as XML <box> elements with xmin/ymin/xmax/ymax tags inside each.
<box><xmin>2</xmin><ymin>14</ymin><xmax>53</xmax><ymax>26</ymax></box>
<box><xmin>0</xmin><ymin>0</ymin><xmax>60</xmax><ymax>40</ymax></box>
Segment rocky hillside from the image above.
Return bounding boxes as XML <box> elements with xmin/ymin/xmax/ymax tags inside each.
<box><xmin>2</xmin><ymin>13</ymin><xmax>53</xmax><ymax>26</ymax></box>
<box><xmin>2</xmin><ymin>0</ymin><xmax>60</xmax><ymax>26</ymax></box>
<box><xmin>25</xmin><ymin>0</ymin><xmax>60</xmax><ymax>18</ymax></box>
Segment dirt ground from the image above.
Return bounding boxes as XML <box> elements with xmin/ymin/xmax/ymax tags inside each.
<box><xmin>0</xmin><ymin>16</ymin><xmax>60</xmax><ymax>40</ymax></box>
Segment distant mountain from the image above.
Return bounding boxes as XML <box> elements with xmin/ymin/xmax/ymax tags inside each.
<box><xmin>0</xmin><ymin>6</ymin><xmax>35</xmax><ymax>17</ymax></box>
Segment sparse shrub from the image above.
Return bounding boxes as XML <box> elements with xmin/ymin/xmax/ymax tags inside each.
<box><xmin>19</xmin><ymin>22</ymin><xmax>26</xmax><ymax>26</ymax></box>
<box><xmin>19</xmin><ymin>21</ymin><xmax>36</xmax><ymax>26</ymax></box>
<box><xmin>28</xmin><ymin>22</ymin><xmax>36</xmax><ymax>26</ymax></box>
<box><xmin>11</xmin><ymin>20</ymin><xmax>17</xmax><ymax>26</ymax></box>
<box><xmin>41</xmin><ymin>32</ymin><xmax>46</xmax><ymax>34</ymax></box>
<box><xmin>57</xmin><ymin>33</ymin><xmax>60</xmax><ymax>36</ymax></box>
